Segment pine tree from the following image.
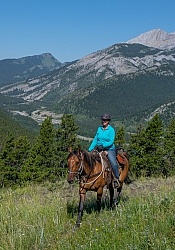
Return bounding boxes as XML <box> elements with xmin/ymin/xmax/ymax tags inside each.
<box><xmin>164</xmin><ymin>118</ymin><xmax>175</xmax><ymax>175</ymax></box>
<box><xmin>0</xmin><ymin>135</ymin><xmax>30</xmax><ymax>186</ymax></box>
<box><xmin>0</xmin><ymin>134</ymin><xmax>15</xmax><ymax>167</ymax></box>
<box><xmin>143</xmin><ymin>114</ymin><xmax>164</xmax><ymax>176</ymax></box>
<box><xmin>55</xmin><ymin>114</ymin><xmax>79</xmax><ymax>169</ymax></box>
<box><xmin>115</xmin><ymin>127</ymin><xmax>126</xmax><ymax>148</ymax></box>
<box><xmin>128</xmin><ymin>124</ymin><xmax>146</xmax><ymax>177</ymax></box>
<box><xmin>128</xmin><ymin>115</ymin><xmax>164</xmax><ymax>177</ymax></box>
<box><xmin>12</xmin><ymin>136</ymin><xmax>30</xmax><ymax>171</ymax></box>
<box><xmin>21</xmin><ymin>116</ymin><xmax>55</xmax><ymax>182</ymax></box>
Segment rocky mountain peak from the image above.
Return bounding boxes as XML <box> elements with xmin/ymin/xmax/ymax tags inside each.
<box><xmin>127</xmin><ymin>29</ymin><xmax>175</xmax><ymax>49</ymax></box>
<box><xmin>0</xmin><ymin>53</ymin><xmax>62</xmax><ymax>86</ymax></box>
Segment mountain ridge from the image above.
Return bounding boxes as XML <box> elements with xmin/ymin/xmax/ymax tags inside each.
<box><xmin>0</xmin><ymin>53</ymin><xmax>62</xmax><ymax>87</ymax></box>
<box><xmin>1</xmin><ymin>43</ymin><xmax>175</xmax><ymax>102</ymax></box>
<box><xmin>0</xmin><ymin>28</ymin><xmax>175</xmax><ymax>135</ymax></box>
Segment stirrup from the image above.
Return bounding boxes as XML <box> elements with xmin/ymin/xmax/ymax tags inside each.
<box><xmin>113</xmin><ymin>178</ymin><xmax>120</xmax><ymax>188</ymax></box>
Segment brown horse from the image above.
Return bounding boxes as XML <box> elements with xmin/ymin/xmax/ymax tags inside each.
<box><xmin>67</xmin><ymin>148</ymin><xmax>129</xmax><ymax>228</ymax></box>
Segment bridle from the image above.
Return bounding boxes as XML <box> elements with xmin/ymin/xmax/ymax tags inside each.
<box><xmin>68</xmin><ymin>154</ymin><xmax>84</xmax><ymax>177</ymax></box>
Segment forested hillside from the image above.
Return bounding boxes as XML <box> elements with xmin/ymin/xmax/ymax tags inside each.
<box><xmin>57</xmin><ymin>68</ymin><xmax>175</xmax><ymax>120</ymax></box>
<box><xmin>0</xmin><ymin>108</ymin><xmax>36</xmax><ymax>151</ymax></box>
<box><xmin>54</xmin><ymin>65</ymin><xmax>175</xmax><ymax>134</ymax></box>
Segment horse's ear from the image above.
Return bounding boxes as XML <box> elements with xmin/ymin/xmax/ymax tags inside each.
<box><xmin>78</xmin><ymin>145</ymin><xmax>81</xmax><ymax>154</ymax></box>
<box><xmin>77</xmin><ymin>145</ymin><xmax>82</xmax><ymax>157</ymax></box>
<box><xmin>68</xmin><ymin>147</ymin><xmax>72</xmax><ymax>152</ymax></box>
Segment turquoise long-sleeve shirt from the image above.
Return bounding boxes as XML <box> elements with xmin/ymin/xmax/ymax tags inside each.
<box><xmin>88</xmin><ymin>125</ymin><xmax>116</xmax><ymax>151</ymax></box>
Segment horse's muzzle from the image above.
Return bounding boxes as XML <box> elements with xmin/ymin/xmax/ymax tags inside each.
<box><xmin>67</xmin><ymin>174</ymin><xmax>75</xmax><ymax>184</ymax></box>
<box><xmin>67</xmin><ymin>178</ymin><xmax>74</xmax><ymax>184</ymax></box>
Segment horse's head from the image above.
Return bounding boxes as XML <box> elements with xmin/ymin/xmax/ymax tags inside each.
<box><xmin>67</xmin><ymin>149</ymin><xmax>83</xmax><ymax>184</ymax></box>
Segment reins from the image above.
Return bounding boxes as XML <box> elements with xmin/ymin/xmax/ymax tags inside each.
<box><xmin>81</xmin><ymin>170</ymin><xmax>103</xmax><ymax>185</ymax></box>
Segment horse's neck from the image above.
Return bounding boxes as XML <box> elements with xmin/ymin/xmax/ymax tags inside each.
<box><xmin>82</xmin><ymin>162</ymin><xmax>94</xmax><ymax>176</ymax></box>
<box><xmin>83</xmin><ymin>158</ymin><xmax>102</xmax><ymax>177</ymax></box>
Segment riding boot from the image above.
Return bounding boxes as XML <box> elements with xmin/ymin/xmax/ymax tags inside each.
<box><xmin>113</xmin><ymin>177</ymin><xmax>120</xmax><ymax>188</ymax></box>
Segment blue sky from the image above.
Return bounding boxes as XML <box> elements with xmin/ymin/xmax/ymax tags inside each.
<box><xmin>0</xmin><ymin>0</ymin><xmax>175</xmax><ymax>62</ymax></box>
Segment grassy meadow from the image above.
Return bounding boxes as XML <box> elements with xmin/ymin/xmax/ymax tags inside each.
<box><xmin>0</xmin><ymin>177</ymin><xmax>175</xmax><ymax>250</ymax></box>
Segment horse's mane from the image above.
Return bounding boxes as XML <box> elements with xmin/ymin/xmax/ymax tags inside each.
<box><xmin>81</xmin><ymin>150</ymin><xmax>96</xmax><ymax>169</ymax></box>
<box><xmin>67</xmin><ymin>149</ymin><xmax>96</xmax><ymax>169</ymax></box>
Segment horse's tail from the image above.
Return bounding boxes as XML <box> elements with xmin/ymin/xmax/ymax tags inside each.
<box><xmin>117</xmin><ymin>150</ymin><xmax>131</xmax><ymax>184</ymax></box>
<box><xmin>124</xmin><ymin>174</ymin><xmax>132</xmax><ymax>185</ymax></box>
<box><xmin>123</xmin><ymin>152</ymin><xmax>134</xmax><ymax>185</ymax></box>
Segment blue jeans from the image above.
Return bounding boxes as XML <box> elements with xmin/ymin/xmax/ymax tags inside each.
<box><xmin>108</xmin><ymin>149</ymin><xmax>119</xmax><ymax>179</ymax></box>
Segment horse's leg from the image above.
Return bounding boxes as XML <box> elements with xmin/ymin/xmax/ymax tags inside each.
<box><xmin>114</xmin><ymin>181</ymin><xmax>124</xmax><ymax>206</ymax></box>
<box><xmin>113</xmin><ymin>188</ymin><xmax>119</xmax><ymax>207</ymax></box>
<box><xmin>109</xmin><ymin>182</ymin><xmax>114</xmax><ymax>208</ymax></box>
<box><xmin>75</xmin><ymin>192</ymin><xmax>86</xmax><ymax>228</ymax></box>
<box><xmin>115</xmin><ymin>185</ymin><xmax>122</xmax><ymax>205</ymax></box>
<box><xmin>112</xmin><ymin>182</ymin><xmax>123</xmax><ymax>207</ymax></box>
<box><xmin>97</xmin><ymin>187</ymin><xmax>103</xmax><ymax>212</ymax></box>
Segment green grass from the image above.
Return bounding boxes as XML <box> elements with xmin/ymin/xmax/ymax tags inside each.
<box><xmin>0</xmin><ymin>177</ymin><xmax>175</xmax><ymax>249</ymax></box>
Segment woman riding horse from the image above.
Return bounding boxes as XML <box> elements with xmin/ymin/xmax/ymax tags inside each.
<box><xmin>88</xmin><ymin>114</ymin><xmax>120</xmax><ymax>188</ymax></box>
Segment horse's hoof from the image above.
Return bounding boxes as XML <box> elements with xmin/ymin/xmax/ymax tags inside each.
<box><xmin>73</xmin><ymin>223</ymin><xmax>81</xmax><ymax>230</ymax></box>
<box><xmin>110</xmin><ymin>203</ymin><xmax>118</xmax><ymax>210</ymax></box>
<box><xmin>73</xmin><ymin>226</ymin><xmax>78</xmax><ymax>232</ymax></box>
<box><xmin>114</xmin><ymin>201</ymin><xmax>118</xmax><ymax>207</ymax></box>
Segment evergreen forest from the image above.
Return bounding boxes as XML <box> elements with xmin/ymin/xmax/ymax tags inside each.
<box><xmin>0</xmin><ymin>112</ymin><xmax>175</xmax><ymax>187</ymax></box>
